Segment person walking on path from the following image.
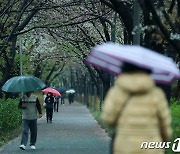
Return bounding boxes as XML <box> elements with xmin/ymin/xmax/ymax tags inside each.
<box><xmin>1</xmin><ymin>101</ymin><xmax>110</xmax><ymax>154</ymax></box>
<box><xmin>60</xmin><ymin>92</ymin><xmax>65</xmax><ymax>105</ymax></box>
<box><xmin>54</xmin><ymin>96</ymin><xmax>59</xmax><ymax>112</ymax></box>
<box><xmin>68</xmin><ymin>93</ymin><xmax>74</xmax><ymax>104</ymax></box>
<box><xmin>45</xmin><ymin>92</ymin><xmax>54</xmax><ymax>123</ymax></box>
<box><xmin>101</xmin><ymin>62</ymin><xmax>172</xmax><ymax>154</ymax></box>
<box><xmin>18</xmin><ymin>92</ymin><xmax>42</xmax><ymax>151</ymax></box>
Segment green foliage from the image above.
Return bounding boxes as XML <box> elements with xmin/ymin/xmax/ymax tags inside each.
<box><xmin>89</xmin><ymin>107</ymin><xmax>115</xmax><ymax>138</ymax></box>
<box><xmin>0</xmin><ymin>99</ymin><xmax>22</xmax><ymax>134</ymax></box>
<box><xmin>170</xmin><ymin>99</ymin><xmax>180</xmax><ymax>137</ymax></box>
<box><xmin>0</xmin><ymin>98</ymin><xmax>22</xmax><ymax>147</ymax></box>
<box><xmin>14</xmin><ymin>52</ymin><xmax>32</xmax><ymax>75</ymax></box>
<box><xmin>165</xmin><ymin>100</ymin><xmax>180</xmax><ymax>154</ymax></box>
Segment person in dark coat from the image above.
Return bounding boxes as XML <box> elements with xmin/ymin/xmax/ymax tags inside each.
<box><xmin>45</xmin><ymin>92</ymin><xmax>54</xmax><ymax>123</ymax></box>
<box><xmin>61</xmin><ymin>92</ymin><xmax>65</xmax><ymax>105</ymax></box>
<box><xmin>54</xmin><ymin>96</ymin><xmax>59</xmax><ymax>112</ymax></box>
<box><xmin>68</xmin><ymin>93</ymin><xmax>74</xmax><ymax>104</ymax></box>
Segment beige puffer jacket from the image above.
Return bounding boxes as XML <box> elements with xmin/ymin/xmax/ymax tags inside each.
<box><xmin>101</xmin><ymin>73</ymin><xmax>172</xmax><ymax>154</ymax></box>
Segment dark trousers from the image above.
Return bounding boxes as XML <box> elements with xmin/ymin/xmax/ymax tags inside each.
<box><xmin>46</xmin><ymin>108</ymin><xmax>53</xmax><ymax>122</ymax></box>
<box><xmin>21</xmin><ymin>119</ymin><xmax>37</xmax><ymax>146</ymax></box>
<box><xmin>69</xmin><ymin>99</ymin><xmax>72</xmax><ymax>104</ymax></box>
<box><xmin>54</xmin><ymin>102</ymin><xmax>59</xmax><ymax>112</ymax></box>
<box><xmin>68</xmin><ymin>98</ymin><xmax>74</xmax><ymax>104</ymax></box>
<box><xmin>61</xmin><ymin>97</ymin><xmax>64</xmax><ymax>104</ymax></box>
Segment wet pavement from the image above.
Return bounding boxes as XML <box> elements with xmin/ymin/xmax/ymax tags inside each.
<box><xmin>0</xmin><ymin>101</ymin><xmax>110</xmax><ymax>154</ymax></box>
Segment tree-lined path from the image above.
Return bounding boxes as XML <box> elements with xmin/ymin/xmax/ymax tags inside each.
<box><xmin>0</xmin><ymin>101</ymin><xmax>110</xmax><ymax>154</ymax></box>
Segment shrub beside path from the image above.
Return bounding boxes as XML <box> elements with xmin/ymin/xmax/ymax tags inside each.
<box><xmin>0</xmin><ymin>101</ymin><xmax>110</xmax><ymax>154</ymax></box>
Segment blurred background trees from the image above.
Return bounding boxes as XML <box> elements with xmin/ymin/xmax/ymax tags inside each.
<box><xmin>0</xmin><ymin>0</ymin><xmax>180</xmax><ymax>99</ymax></box>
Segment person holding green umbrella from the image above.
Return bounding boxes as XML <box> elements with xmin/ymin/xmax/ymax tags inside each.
<box><xmin>2</xmin><ymin>75</ymin><xmax>45</xmax><ymax>150</ymax></box>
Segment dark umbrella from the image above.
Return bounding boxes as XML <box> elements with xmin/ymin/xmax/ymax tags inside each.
<box><xmin>57</xmin><ymin>87</ymin><xmax>67</xmax><ymax>93</ymax></box>
<box><xmin>2</xmin><ymin>75</ymin><xmax>46</xmax><ymax>93</ymax></box>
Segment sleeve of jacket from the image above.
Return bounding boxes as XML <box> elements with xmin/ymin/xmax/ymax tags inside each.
<box><xmin>157</xmin><ymin>88</ymin><xmax>172</xmax><ymax>142</ymax></box>
<box><xmin>101</xmin><ymin>86</ymin><xmax>128</xmax><ymax>127</ymax></box>
<box><xmin>36</xmin><ymin>98</ymin><xmax>42</xmax><ymax>114</ymax></box>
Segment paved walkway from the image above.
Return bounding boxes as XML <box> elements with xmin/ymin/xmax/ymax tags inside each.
<box><xmin>0</xmin><ymin>101</ymin><xmax>110</xmax><ymax>154</ymax></box>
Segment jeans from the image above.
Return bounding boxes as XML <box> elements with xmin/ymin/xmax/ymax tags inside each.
<box><xmin>61</xmin><ymin>97</ymin><xmax>65</xmax><ymax>104</ymax></box>
<box><xmin>21</xmin><ymin>119</ymin><xmax>37</xmax><ymax>146</ymax></box>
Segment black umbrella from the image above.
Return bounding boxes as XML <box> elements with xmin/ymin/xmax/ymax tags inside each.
<box><xmin>56</xmin><ymin>87</ymin><xmax>67</xmax><ymax>93</ymax></box>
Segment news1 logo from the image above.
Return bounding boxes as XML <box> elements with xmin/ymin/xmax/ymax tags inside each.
<box><xmin>172</xmin><ymin>138</ymin><xmax>180</xmax><ymax>152</ymax></box>
<box><xmin>140</xmin><ymin>138</ymin><xmax>180</xmax><ymax>152</ymax></box>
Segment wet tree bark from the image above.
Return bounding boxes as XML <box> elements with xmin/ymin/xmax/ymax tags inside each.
<box><xmin>174</xmin><ymin>80</ymin><xmax>180</xmax><ymax>99</ymax></box>
<box><xmin>1</xmin><ymin>36</ymin><xmax>17</xmax><ymax>85</ymax></box>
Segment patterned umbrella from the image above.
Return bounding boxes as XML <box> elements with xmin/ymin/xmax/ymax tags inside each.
<box><xmin>86</xmin><ymin>42</ymin><xmax>180</xmax><ymax>83</ymax></box>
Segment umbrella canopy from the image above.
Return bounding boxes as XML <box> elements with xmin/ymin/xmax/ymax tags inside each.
<box><xmin>86</xmin><ymin>42</ymin><xmax>180</xmax><ymax>83</ymax></box>
<box><xmin>56</xmin><ymin>87</ymin><xmax>67</xmax><ymax>93</ymax></box>
<box><xmin>66</xmin><ymin>89</ymin><xmax>75</xmax><ymax>94</ymax></box>
<box><xmin>42</xmin><ymin>87</ymin><xmax>61</xmax><ymax>96</ymax></box>
<box><xmin>2</xmin><ymin>75</ymin><xmax>46</xmax><ymax>93</ymax></box>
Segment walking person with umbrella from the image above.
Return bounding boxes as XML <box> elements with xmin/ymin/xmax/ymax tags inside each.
<box><xmin>68</xmin><ymin>93</ymin><xmax>74</xmax><ymax>104</ymax></box>
<box><xmin>66</xmin><ymin>89</ymin><xmax>75</xmax><ymax>104</ymax></box>
<box><xmin>42</xmin><ymin>87</ymin><xmax>61</xmax><ymax>121</ymax></box>
<box><xmin>54</xmin><ymin>96</ymin><xmax>60</xmax><ymax>112</ymax></box>
<box><xmin>44</xmin><ymin>92</ymin><xmax>54</xmax><ymax>123</ymax></box>
<box><xmin>102</xmin><ymin>63</ymin><xmax>172</xmax><ymax>154</ymax></box>
<box><xmin>61</xmin><ymin>91</ymin><xmax>65</xmax><ymax>105</ymax></box>
<box><xmin>1</xmin><ymin>75</ymin><xmax>46</xmax><ymax>151</ymax></box>
<box><xmin>86</xmin><ymin>43</ymin><xmax>178</xmax><ymax>154</ymax></box>
<box><xmin>57</xmin><ymin>87</ymin><xmax>67</xmax><ymax>105</ymax></box>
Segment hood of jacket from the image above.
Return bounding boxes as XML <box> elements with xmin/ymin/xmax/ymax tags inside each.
<box><xmin>115</xmin><ymin>73</ymin><xmax>155</xmax><ymax>93</ymax></box>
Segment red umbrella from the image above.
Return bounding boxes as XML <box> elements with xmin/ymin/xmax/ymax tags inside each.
<box><xmin>42</xmin><ymin>87</ymin><xmax>61</xmax><ymax>96</ymax></box>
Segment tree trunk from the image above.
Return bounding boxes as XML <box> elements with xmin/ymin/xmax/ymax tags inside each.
<box><xmin>102</xmin><ymin>73</ymin><xmax>111</xmax><ymax>99</ymax></box>
<box><xmin>0</xmin><ymin>37</ymin><xmax>17</xmax><ymax>98</ymax></box>
<box><xmin>174</xmin><ymin>80</ymin><xmax>180</xmax><ymax>99</ymax></box>
<box><xmin>2</xmin><ymin>36</ymin><xmax>17</xmax><ymax>84</ymax></box>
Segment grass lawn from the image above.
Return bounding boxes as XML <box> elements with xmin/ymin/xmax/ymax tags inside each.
<box><xmin>0</xmin><ymin>127</ymin><xmax>21</xmax><ymax>147</ymax></box>
<box><xmin>166</xmin><ymin>103</ymin><xmax>180</xmax><ymax>153</ymax></box>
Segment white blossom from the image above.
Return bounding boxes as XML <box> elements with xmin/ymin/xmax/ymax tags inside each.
<box><xmin>170</xmin><ymin>33</ymin><xmax>180</xmax><ymax>40</ymax></box>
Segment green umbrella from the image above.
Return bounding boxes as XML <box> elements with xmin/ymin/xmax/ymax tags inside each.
<box><xmin>2</xmin><ymin>75</ymin><xmax>46</xmax><ymax>93</ymax></box>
